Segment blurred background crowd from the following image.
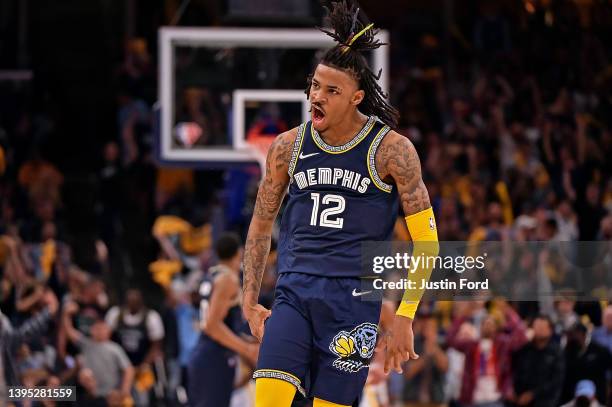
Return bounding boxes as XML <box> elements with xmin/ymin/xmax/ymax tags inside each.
<box><xmin>0</xmin><ymin>0</ymin><xmax>611</xmax><ymax>406</ymax></box>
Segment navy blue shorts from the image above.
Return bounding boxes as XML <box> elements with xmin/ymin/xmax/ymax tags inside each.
<box><xmin>187</xmin><ymin>337</ymin><xmax>237</xmax><ymax>407</ymax></box>
<box><xmin>254</xmin><ymin>272</ymin><xmax>382</xmax><ymax>406</ymax></box>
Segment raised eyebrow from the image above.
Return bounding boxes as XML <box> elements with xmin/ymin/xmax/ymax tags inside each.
<box><xmin>311</xmin><ymin>78</ymin><xmax>341</xmax><ymax>92</ymax></box>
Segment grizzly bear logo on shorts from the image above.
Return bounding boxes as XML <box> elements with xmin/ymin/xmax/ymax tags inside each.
<box><xmin>329</xmin><ymin>322</ymin><xmax>378</xmax><ymax>373</ymax></box>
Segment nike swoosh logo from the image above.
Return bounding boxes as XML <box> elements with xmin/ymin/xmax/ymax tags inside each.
<box><xmin>352</xmin><ymin>288</ymin><xmax>373</xmax><ymax>297</ymax></box>
<box><xmin>299</xmin><ymin>152</ymin><xmax>319</xmax><ymax>159</ymax></box>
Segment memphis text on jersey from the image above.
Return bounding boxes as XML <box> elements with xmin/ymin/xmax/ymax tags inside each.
<box><xmin>292</xmin><ymin>167</ymin><xmax>371</xmax><ymax>194</ymax></box>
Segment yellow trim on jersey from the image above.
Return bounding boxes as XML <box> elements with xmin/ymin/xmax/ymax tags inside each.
<box><xmin>311</xmin><ymin>116</ymin><xmax>376</xmax><ymax>154</ymax></box>
<box><xmin>253</xmin><ymin>369</ymin><xmax>306</xmax><ymax>397</ymax></box>
<box><xmin>313</xmin><ymin>398</ymin><xmax>352</xmax><ymax>407</ymax></box>
<box><xmin>288</xmin><ymin>124</ymin><xmax>306</xmax><ymax>177</ymax></box>
<box><xmin>255</xmin><ymin>369</ymin><xmax>301</xmax><ymax>383</ymax></box>
<box><xmin>366</xmin><ymin>125</ymin><xmax>393</xmax><ymax>193</ymax></box>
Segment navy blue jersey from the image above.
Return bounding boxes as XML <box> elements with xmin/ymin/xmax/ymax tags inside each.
<box><xmin>198</xmin><ymin>265</ymin><xmax>242</xmax><ymax>344</ymax></box>
<box><xmin>277</xmin><ymin>116</ymin><xmax>399</xmax><ymax>278</ymax></box>
<box><xmin>190</xmin><ymin>265</ymin><xmax>241</xmax><ymax>407</ymax></box>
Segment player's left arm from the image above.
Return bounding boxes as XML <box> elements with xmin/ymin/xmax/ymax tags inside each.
<box><xmin>376</xmin><ymin>130</ymin><xmax>439</xmax><ymax>374</ymax></box>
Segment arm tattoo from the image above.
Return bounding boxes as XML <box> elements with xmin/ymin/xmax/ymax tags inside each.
<box><xmin>243</xmin><ymin>131</ymin><xmax>294</xmax><ymax>298</ymax></box>
<box><xmin>376</xmin><ymin>132</ymin><xmax>431</xmax><ymax>215</ymax></box>
<box><xmin>243</xmin><ymin>235</ymin><xmax>271</xmax><ymax>297</ymax></box>
<box><xmin>252</xmin><ymin>134</ymin><xmax>292</xmax><ymax>220</ymax></box>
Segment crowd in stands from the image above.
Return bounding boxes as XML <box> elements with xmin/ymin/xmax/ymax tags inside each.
<box><xmin>1</xmin><ymin>0</ymin><xmax>611</xmax><ymax>406</ymax></box>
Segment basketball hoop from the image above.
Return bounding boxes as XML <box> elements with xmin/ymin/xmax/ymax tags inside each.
<box><xmin>245</xmin><ymin>133</ymin><xmax>276</xmax><ymax>175</ymax></box>
<box><xmin>159</xmin><ymin>29</ymin><xmax>389</xmax><ymax>166</ymax></box>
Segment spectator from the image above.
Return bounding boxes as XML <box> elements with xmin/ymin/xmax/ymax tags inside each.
<box><xmin>75</xmin><ymin>367</ymin><xmax>107</xmax><ymax>407</ymax></box>
<box><xmin>560</xmin><ymin>380</ymin><xmax>605</xmax><ymax>407</ymax></box>
<box><xmin>13</xmin><ymin>278</ymin><xmax>46</xmax><ymax>324</ymax></box>
<box><xmin>17</xmin><ymin>152</ymin><xmax>63</xmax><ymax>209</ymax></box>
<box><xmin>561</xmin><ymin>323</ymin><xmax>612</xmax><ymax>405</ymax></box>
<box><xmin>21</xmin><ymin>221</ymin><xmax>70</xmax><ymax>283</ymax></box>
<box><xmin>72</xmin><ymin>274</ymin><xmax>109</xmax><ymax>334</ymax></box>
<box><xmin>41</xmin><ymin>375</ymin><xmax>66</xmax><ymax>407</ymax></box>
<box><xmin>552</xmin><ymin>298</ymin><xmax>579</xmax><ymax>338</ymax></box>
<box><xmin>473</xmin><ymin>3</ymin><xmax>511</xmax><ymax>58</ymax></box>
<box><xmin>170</xmin><ymin>280</ymin><xmax>200</xmax><ymax>394</ymax></box>
<box><xmin>106</xmin><ymin>287</ymin><xmax>165</xmax><ymax>404</ymax></box>
<box><xmin>363</xmin><ymin>300</ymin><xmax>395</xmax><ymax>407</ymax></box>
<box><xmin>0</xmin><ymin>289</ymin><xmax>58</xmax><ymax>398</ymax></box>
<box><xmin>151</xmin><ymin>212</ymin><xmax>212</xmax><ymax>277</ymax></box>
<box><xmin>576</xmin><ymin>183</ymin><xmax>607</xmax><ymax>240</ymax></box>
<box><xmin>401</xmin><ymin>315</ymin><xmax>449</xmax><ymax>407</ymax></box>
<box><xmin>591</xmin><ymin>305</ymin><xmax>612</xmax><ymax>353</ymax></box>
<box><xmin>447</xmin><ymin>301</ymin><xmax>528</xmax><ymax>407</ymax></box>
<box><xmin>97</xmin><ymin>141</ymin><xmax>123</xmax><ymax>247</ymax></box>
<box><xmin>58</xmin><ymin>272</ymin><xmax>109</xmax><ymax>360</ymax></box>
<box><xmin>555</xmin><ymin>200</ymin><xmax>578</xmax><ymax>241</ymax></box>
<box><xmin>0</xmin><ymin>234</ymin><xmax>26</xmax><ymax>290</ymax></box>
<box><xmin>598</xmin><ymin>214</ymin><xmax>612</xmax><ymax>241</ymax></box>
<box><xmin>62</xmin><ymin>300</ymin><xmax>134</xmax><ymax>401</ymax></box>
<box><xmin>106</xmin><ymin>287</ymin><xmax>165</xmax><ymax>367</ymax></box>
<box><xmin>513</xmin><ymin>315</ymin><xmax>564</xmax><ymax>407</ymax></box>
<box><xmin>15</xmin><ymin>342</ymin><xmax>53</xmax><ymax>388</ymax></box>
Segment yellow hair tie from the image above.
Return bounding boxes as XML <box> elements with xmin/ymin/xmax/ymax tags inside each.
<box><xmin>342</xmin><ymin>23</ymin><xmax>374</xmax><ymax>53</ymax></box>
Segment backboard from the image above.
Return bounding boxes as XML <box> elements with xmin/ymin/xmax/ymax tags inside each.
<box><xmin>158</xmin><ymin>27</ymin><xmax>389</xmax><ymax>168</ymax></box>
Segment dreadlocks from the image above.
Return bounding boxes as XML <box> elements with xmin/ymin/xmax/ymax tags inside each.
<box><xmin>306</xmin><ymin>0</ymin><xmax>399</xmax><ymax>128</ymax></box>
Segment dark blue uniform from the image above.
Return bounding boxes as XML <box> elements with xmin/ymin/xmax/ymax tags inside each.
<box><xmin>255</xmin><ymin>117</ymin><xmax>398</xmax><ymax>405</ymax></box>
<box><xmin>188</xmin><ymin>265</ymin><xmax>243</xmax><ymax>407</ymax></box>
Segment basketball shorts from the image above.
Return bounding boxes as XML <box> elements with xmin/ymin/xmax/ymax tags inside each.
<box><xmin>187</xmin><ymin>336</ymin><xmax>237</xmax><ymax>407</ymax></box>
<box><xmin>254</xmin><ymin>272</ymin><xmax>382</xmax><ymax>406</ymax></box>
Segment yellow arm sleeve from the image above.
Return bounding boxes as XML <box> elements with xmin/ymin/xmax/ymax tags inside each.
<box><xmin>396</xmin><ymin>207</ymin><xmax>440</xmax><ymax>319</ymax></box>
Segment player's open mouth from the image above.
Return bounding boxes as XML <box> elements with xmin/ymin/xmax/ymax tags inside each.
<box><xmin>312</xmin><ymin>105</ymin><xmax>326</xmax><ymax>125</ymax></box>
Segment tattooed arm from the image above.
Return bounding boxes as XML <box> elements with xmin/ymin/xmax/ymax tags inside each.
<box><xmin>376</xmin><ymin>130</ymin><xmax>431</xmax><ymax>217</ymax></box>
<box><xmin>242</xmin><ymin>128</ymin><xmax>296</xmax><ymax>341</ymax></box>
<box><xmin>376</xmin><ymin>131</ymin><xmax>438</xmax><ymax>373</ymax></box>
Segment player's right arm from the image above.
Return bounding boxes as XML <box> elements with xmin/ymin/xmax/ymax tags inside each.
<box><xmin>242</xmin><ymin>128</ymin><xmax>297</xmax><ymax>342</ymax></box>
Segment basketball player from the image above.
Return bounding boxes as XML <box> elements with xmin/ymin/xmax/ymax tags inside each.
<box><xmin>187</xmin><ymin>233</ymin><xmax>258</xmax><ymax>407</ymax></box>
<box><xmin>243</xmin><ymin>2</ymin><xmax>439</xmax><ymax>406</ymax></box>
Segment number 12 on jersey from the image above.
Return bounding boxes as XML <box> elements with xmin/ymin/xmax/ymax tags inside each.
<box><xmin>309</xmin><ymin>193</ymin><xmax>345</xmax><ymax>229</ymax></box>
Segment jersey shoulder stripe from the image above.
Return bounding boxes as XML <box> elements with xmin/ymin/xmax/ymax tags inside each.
<box><xmin>288</xmin><ymin>123</ymin><xmax>307</xmax><ymax>177</ymax></box>
<box><xmin>367</xmin><ymin>124</ymin><xmax>393</xmax><ymax>193</ymax></box>
<box><xmin>311</xmin><ymin>116</ymin><xmax>377</xmax><ymax>154</ymax></box>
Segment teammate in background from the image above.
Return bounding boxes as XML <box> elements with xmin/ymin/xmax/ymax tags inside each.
<box><xmin>187</xmin><ymin>232</ymin><xmax>259</xmax><ymax>407</ymax></box>
<box><xmin>242</xmin><ymin>1</ymin><xmax>439</xmax><ymax>406</ymax></box>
